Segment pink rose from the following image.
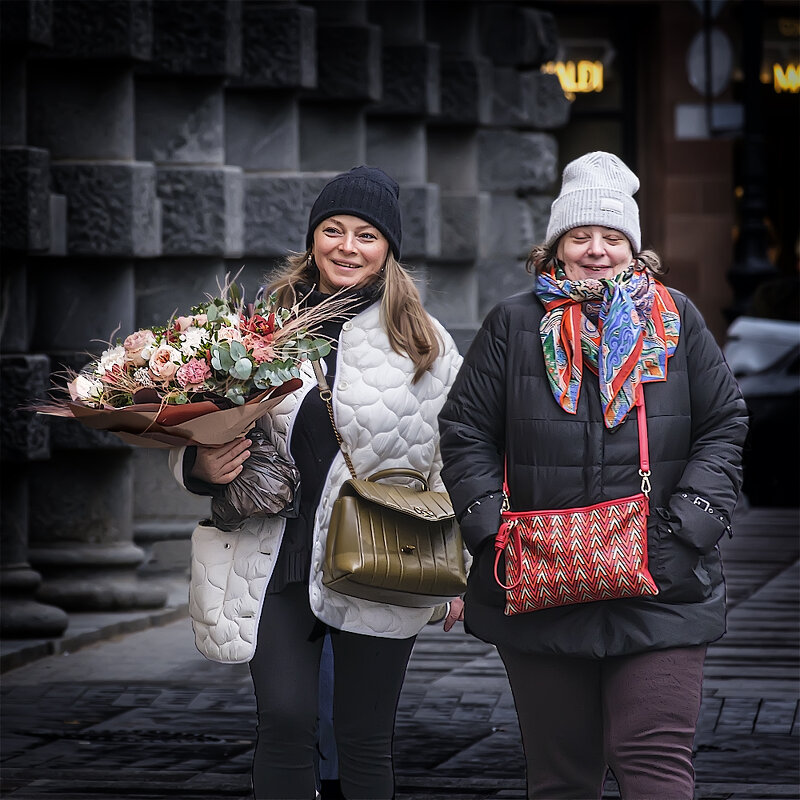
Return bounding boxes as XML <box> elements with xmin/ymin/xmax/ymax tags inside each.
<box><xmin>217</xmin><ymin>326</ymin><xmax>242</xmax><ymax>343</ymax></box>
<box><xmin>123</xmin><ymin>330</ymin><xmax>156</xmax><ymax>367</ymax></box>
<box><xmin>176</xmin><ymin>358</ymin><xmax>212</xmax><ymax>389</ymax></box>
<box><xmin>174</xmin><ymin>316</ymin><xmax>193</xmax><ymax>332</ymax></box>
<box><xmin>148</xmin><ymin>344</ymin><xmax>182</xmax><ymax>383</ymax></box>
<box><xmin>193</xmin><ymin>313</ymin><xmax>208</xmax><ymax>327</ymax></box>
<box><xmin>243</xmin><ymin>334</ymin><xmax>276</xmax><ymax>364</ymax></box>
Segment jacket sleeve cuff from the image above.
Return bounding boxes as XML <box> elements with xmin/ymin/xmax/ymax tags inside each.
<box><xmin>457</xmin><ymin>492</ymin><xmax>503</xmax><ymax>555</ymax></box>
<box><xmin>665</xmin><ymin>491</ymin><xmax>732</xmax><ymax>553</ymax></box>
<box><xmin>180</xmin><ymin>446</ymin><xmax>225</xmax><ymax>498</ymax></box>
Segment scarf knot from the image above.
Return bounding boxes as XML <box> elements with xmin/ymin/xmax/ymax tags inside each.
<box><xmin>534</xmin><ymin>267</ymin><xmax>680</xmax><ymax>427</ymax></box>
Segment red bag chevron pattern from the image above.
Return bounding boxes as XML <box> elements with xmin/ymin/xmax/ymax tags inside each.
<box><xmin>494</xmin><ymin>391</ymin><xmax>659</xmax><ymax>615</ymax></box>
<box><xmin>495</xmin><ymin>493</ymin><xmax>658</xmax><ymax>615</ymax></box>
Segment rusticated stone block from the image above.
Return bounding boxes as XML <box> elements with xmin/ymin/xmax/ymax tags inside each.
<box><xmin>50</xmin><ymin>162</ymin><xmax>160</xmax><ymax>257</ymax></box>
<box><xmin>422</xmin><ymin>265</ymin><xmax>478</xmax><ymax>332</ymax></box>
<box><xmin>47</xmin><ymin>414</ymin><xmax>133</xmax><ymax>450</ymax></box>
<box><xmin>492</xmin><ymin>67</ymin><xmax>526</xmax><ymax>127</ymax></box>
<box><xmin>29</xmin><ymin>453</ymin><xmax>135</xmax><ymax>546</ymax></box>
<box><xmin>522</xmin><ymin>71</ymin><xmax>571</xmax><ymax>129</ymax></box>
<box><xmin>439</xmin><ymin>192</ymin><xmax>490</xmax><ymax>262</ymax></box>
<box><xmin>0</xmin><ymin>354</ymin><xmax>50</xmax><ymax>461</ymax></box>
<box><xmin>486</xmin><ymin>193</ymin><xmax>534</xmax><ymax>259</ymax></box>
<box><xmin>27</xmin><ymin>62</ymin><xmax>134</xmax><ymax>160</ymax></box>
<box><xmin>0</xmin><ymin>146</ymin><xmax>50</xmax><ymax>252</ymax></box>
<box><xmin>439</xmin><ymin>57</ymin><xmax>493</xmax><ymax>126</ymax></box>
<box><xmin>486</xmin><ymin>192</ymin><xmax>553</xmax><ymax>258</ymax></box>
<box><xmin>478</xmin><ymin>256</ymin><xmax>534</xmax><ymax>319</ymax></box>
<box><xmin>239</xmin><ymin>2</ymin><xmax>316</xmax><ymax>88</ymax></box>
<box><xmin>151</xmin><ymin>0</ymin><xmax>240</xmax><ymax>76</ymax></box>
<box><xmin>132</xmin><ymin>448</ymin><xmax>208</xmax><ymax>538</ymax></box>
<box><xmin>46</xmin><ymin>193</ymin><xmax>67</xmax><ymax>256</ymax></box>
<box><xmin>425</xmin><ymin>1</ymin><xmax>480</xmax><ymax>56</ymax></box>
<box><xmin>225</xmin><ymin>92</ymin><xmax>299</xmax><ymax>171</ymax></box>
<box><xmin>477</xmin><ymin>130</ymin><xmax>558</xmax><ymax>192</ymax></box>
<box><xmin>366</xmin><ymin>120</ymin><xmax>426</xmax><ymax>183</ymax></box>
<box><xmin>427</xmin><ymin>130</ymin><xmax>478</xmax><ymax>192</ymax></box>
<box><xmin>370</xmin><ymin>43</ymin><xmax>440</xmax><ymax>117</ymax></box>
<box><xmin>299</xmin><ymin>106</ymin><xmax>365</xmax><ymax>172</ymax></box>
<box><xmin>399</xmin><ymin>184</ymin><xmax>440</xmax><ymax>260</ymax></box>
<box><xmin>49</xmin><ymin>0</ymin><xmax>151</xmax><ymax>60</ymax></box>
<box><xmin>2</xmin><ymin>58</ymin><xmax>26</xmax><ymax>146</ymax></box>
<box><xmin>0</xmin><ymin>260</ymin><xmax>29</xmax><ymax>353</ymax></box>
<box><xmin>479</xmin><ymin>5</ymin><xmax>558</xmax><ymax>67</ymax></box>
<box><xmin>135</xmin><ymin>258</ymin><xmax>240</xmax><ymax>331</ymax></box>
<box><xmin>157</xmin><ymin>166</ymin><xmax>243</xmax><ymax>256</ymax></box>
<box><xmin>243</xmin><ymin>173</ymin><xmax>330</xmax><ymax>257</ymax></box>
<box><xmin>0</xmin><ymin>0</ymin><xmax>52</xmax><ymax>47</ymax></box>
<box><xmin>315</xmin><ymin>24</ymin><xmax>381</xmax><ymax>101</ymax></box>
<box><xmin>366</xmin><ymin>0</ymin><xmax>425</xmax><ymax>45</ymax></box>
<box><xmin>492</xmin><ymin>67</ymin><xmax>569</xmax><ymax>129</ymax></box>
<box><xmin>31</xmin><ymin>261</ymin><xmax>135</xmax><ymax>353</ymax></box>
<box><xmin>136</xmin><ymin>77</ymin><xmax>224</xmax><ymax>165</ymax></box>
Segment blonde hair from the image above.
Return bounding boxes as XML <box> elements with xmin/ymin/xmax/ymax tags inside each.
<box><xmin>264</xmin><ymin>250</ymin><xmax>442</xmax><ymax>383</ymax></box>
<box><xmin>525</xmin><ymin>241</ymin><xmax>666</xmax><ymax>277</ymax></box>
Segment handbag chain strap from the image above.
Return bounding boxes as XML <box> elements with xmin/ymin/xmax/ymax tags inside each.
<box><xmin>502</xmin><ymin>391</ymin><xmax>651</xmax><ymax>510</ymax></box>
<box><xmin>312</xmin><ymin>360</ymin><xmax>358</xmax><ymax>480</ymax></box>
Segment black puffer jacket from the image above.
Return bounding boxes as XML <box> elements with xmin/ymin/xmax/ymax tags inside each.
<box><xmin>438</xmin><ymin>287</ymin><xmax>748</xmax><ymax>658</ymax></box>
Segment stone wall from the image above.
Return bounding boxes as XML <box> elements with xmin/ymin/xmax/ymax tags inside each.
<box><xmin>0</xmin><ymin>0</ymin><xmax>568</xmax><ymax>637</ymax></box>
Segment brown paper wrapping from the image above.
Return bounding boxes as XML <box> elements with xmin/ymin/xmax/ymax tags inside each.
<box><xmin>42</xmin><ymin>378</ymin><xmax>302</xmax><ymax>449</ymax></box>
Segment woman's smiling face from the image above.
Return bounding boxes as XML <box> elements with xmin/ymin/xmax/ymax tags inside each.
<box><xmin>557</xmin><ymin>226</ymin><xmax>633</xmax><ymax>281</ymax></box>
<box><xmin>312</xmin><ymin>215</ymin><xmax>389</xmax><ymax>294</ymax></box>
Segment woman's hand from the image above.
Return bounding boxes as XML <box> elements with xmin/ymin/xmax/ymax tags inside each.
<box><xmin>191</xmin><ymin>438</ymin><xmax>251</xmax><ymax>485</ymax></box>
<box><xmin>443</xmin><ymin>596</ymin><xmax>465</xmax><ymax>632</ymax></box>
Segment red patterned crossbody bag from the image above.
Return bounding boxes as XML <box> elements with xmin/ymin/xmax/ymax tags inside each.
<box><xmin>494</xmin><ymin>393</ymin><xmax>659</xmax><ymax>615</ymax></box>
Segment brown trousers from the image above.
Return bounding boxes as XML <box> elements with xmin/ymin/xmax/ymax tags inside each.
<box><xmin>497</xmin><ymin>644</ymin><xmax>707</xmax><ymax>800</ymax></box>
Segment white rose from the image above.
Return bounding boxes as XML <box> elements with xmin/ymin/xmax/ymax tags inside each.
<box><xmin>67</xmin><ymin>374</ymin><xmax>104</xmax><ymax>403</ymax></box>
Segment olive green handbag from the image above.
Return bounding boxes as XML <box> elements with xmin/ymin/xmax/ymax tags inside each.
<box><xmin>313</xmin><ymin>363</ymin><xmax>467</xmax><ymax>608</ymax></box>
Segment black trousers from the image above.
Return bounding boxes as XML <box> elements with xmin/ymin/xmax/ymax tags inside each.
<box><xmin>249</xmin><ymin>582</ymin><xmax>416</xmax><ymax>800</ymax></box>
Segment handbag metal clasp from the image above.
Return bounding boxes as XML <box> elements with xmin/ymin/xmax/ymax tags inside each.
<box><xmin>639</xmin><ymin>469</ymin><xmax>651</xmax><ymax>497</ymax></box>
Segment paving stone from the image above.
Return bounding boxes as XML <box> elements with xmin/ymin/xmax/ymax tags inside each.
<box><xmin>1</xmin><ymin>507</ymin><xmax>797</xmax><ymax>798</ymax></box>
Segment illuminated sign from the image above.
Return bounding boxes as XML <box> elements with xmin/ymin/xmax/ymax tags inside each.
<box><xmin>772</xmin><ymin>63</ymin><xmax>799</xmax><ymax>93</ymax></box>
<box><xmin>541</xmin><ymin>60</ymin><xmax>604</xmax><ymax>100</ymax></box>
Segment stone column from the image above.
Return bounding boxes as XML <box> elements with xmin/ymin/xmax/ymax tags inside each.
<box><xmin>0</xmin><ymin>354</ymin><xmax>69</xmax><ymax>637</ymax></box>
<box><xmin>18</xmin><ymin>0</ymin><xmax>166</xmax><ymax>613</ymax></box>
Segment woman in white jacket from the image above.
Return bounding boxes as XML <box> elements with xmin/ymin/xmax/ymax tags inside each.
<box><xmin>173</xmin><ymin>166</ymin><xmax>463</xmax><ymax>800</ymax></box>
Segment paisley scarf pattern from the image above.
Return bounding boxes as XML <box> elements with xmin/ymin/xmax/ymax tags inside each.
<box><xmin>535</xmin><ymin>265</ymin><xmax>680</xmax><ymax>428</ymax></box>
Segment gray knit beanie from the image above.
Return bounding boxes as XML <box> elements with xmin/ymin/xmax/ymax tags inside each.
<box><xmin>306</xmin><ymin>165</ymin><xmax>402</xmax><ymax>258</ymax></box>
<box><xmin>545</xmin><ymin>151</ymin><xmax>641</xmax><ymax>252</ymax></box>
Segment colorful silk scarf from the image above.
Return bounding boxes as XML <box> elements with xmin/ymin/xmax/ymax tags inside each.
<box><xmin>534</xmin><ymin>265</ymin><xmax>680</xmax><ymax>428</ymax></box>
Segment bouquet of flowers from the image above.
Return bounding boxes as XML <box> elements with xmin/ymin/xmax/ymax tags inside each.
<box><xmin>39</xmin><ymin>278</ymin><xmax>355</xmax><ymax>449</ymax></box>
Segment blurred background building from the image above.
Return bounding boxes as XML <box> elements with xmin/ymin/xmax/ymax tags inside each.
<box><xmin>1</xmin><ymin>0</ymin><xmax>798</xmax><ymax>639</ymax></box>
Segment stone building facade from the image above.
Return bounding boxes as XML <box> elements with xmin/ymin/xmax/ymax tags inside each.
<box><xmin>0</xmin><ymin>0</ymin><xmax>569</xmax><ymax>637</ymax></box>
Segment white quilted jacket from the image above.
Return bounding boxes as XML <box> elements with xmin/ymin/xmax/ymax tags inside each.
<box><xmin>170</xmin><ymin>302</ymin><xmax>464</xmax><ymax>663</ymax></box>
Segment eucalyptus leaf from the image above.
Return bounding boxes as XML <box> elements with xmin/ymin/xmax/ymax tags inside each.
<box><xmin>230</xmin><ymin>340</ymin><xmax>246</xmax><ymax>360</ymax></box>
<box><xmin>225</xmin><ymin>387</ymin><xmax>245</xmax><ymax>405</ymax></box>
<box><xmin>231</xmin><ymin>357</ymin><xmax>253</xmax><ymax>380</ymax></box>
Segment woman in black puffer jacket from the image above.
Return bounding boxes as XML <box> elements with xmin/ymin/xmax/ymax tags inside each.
<box><xmin>438</xmin><ymin>152</ymin><xmax>748</xmax><ymax>800</ymax></box>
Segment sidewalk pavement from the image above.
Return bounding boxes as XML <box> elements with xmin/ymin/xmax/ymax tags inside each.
<box><xmin>1</xmin><ymin>504</ymin><xmax>797</xmax><ymax>800</ymax></box>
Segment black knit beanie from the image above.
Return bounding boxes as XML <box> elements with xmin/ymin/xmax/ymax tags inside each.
<box><xmin>306</xmin><ymin>165</ymin><xmax>402</xmax><ymax>259</ymax></box>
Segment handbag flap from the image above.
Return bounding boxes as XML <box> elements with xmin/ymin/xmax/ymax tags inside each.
<box><xmin>338</xmin><ymin>479</ymin><xmax>456</xmax><ymax>523</ymax></box>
